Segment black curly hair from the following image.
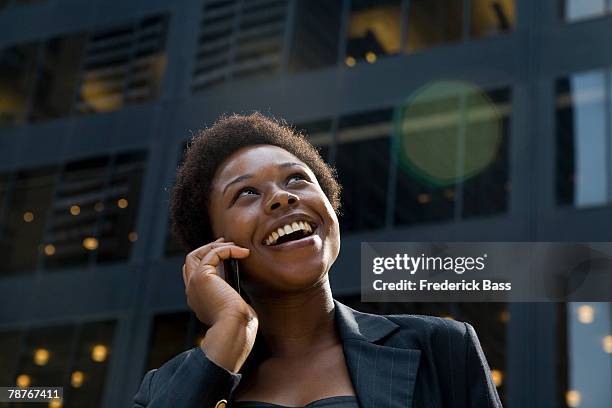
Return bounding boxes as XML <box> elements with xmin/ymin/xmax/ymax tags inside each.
<box><xmin>170</xmin><ymin>112</ymin><xmax>342</xmax><ymax>252</ymax></box>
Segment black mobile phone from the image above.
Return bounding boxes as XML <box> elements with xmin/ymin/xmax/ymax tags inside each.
<box><xmin>224</xmin><ymin>258</ymin><xmax>241</xmax><ymax>295</ymax></box>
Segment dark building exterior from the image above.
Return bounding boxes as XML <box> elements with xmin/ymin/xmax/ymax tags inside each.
<box><xmin>0</xmin><ymin>0</ymin><xmax>611</xmax><ymax>407</ymax></box>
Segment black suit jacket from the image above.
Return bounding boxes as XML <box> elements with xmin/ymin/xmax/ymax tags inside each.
<box><xmin>134</xmin><ymin>299</ymin><xmax>503</xmax><ymax>407</ymax></box>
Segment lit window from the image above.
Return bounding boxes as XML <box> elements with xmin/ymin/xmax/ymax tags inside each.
<box><xmin>556</xmin><ymin>70</ymin><xmax>612</xmax><ymax>208</ymax></box>
<box><xmin>0</xmin><ymin>42</ymin><xmax>39</xmax><ymax>126</ymax></box>
<box><xmin>346</xmin><ymin>0</ymin><xmax>401</xmax><ymax>64</ymax></box>
<box><xmin>406</xmin><ymin>0</ymin><xmax>463</xmax><ymax>53</ymax></box>
<box><xmin>470</xmin><ymin>0</ymin><xmax>515</xmax><ymax>38</ymax></box>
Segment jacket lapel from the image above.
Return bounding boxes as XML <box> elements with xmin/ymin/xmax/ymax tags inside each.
<box><xmin>334</xmin><ymin>300</ymin><xmax>421</xmax><ymax>408</ymax></box>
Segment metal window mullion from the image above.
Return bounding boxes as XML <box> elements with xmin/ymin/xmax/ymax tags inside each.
<box><xmin>462</xmin><ymin>0</ymin><xmax>471</xmax><ymax>42</ymax></box>
<box><xmin>336</xmin><ymin>0</ymin><xmax>351</xmax><ymax>66</ymax></box>
<box><xmin>399</xmin><ymin>0</ymin><xmax>410</xmax><ymax>53</ymax></box>
<box><xmin>605</xmin><ymin>69</ymin><xmax>612</xmax><ymax>202</ymax></box>
<box><xmin>61</xmin><ymin>324</ymin><xmax>83</xmax><ymax>404</ymax></box>
<box><xmin>279</xmin><ymin>0</ymin><xmax>295</xmax><ymax>76</ymax></box>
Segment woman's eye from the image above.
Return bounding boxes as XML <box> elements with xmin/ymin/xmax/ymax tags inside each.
<box><xmin>287</xmin><ymin>173</ymin><xmax>307</xmax><ymax>184</ymax></box>
<box><xmin>236</xmin><ymin>187</ymin><xmax>257</xmax><ymax>199</ymax></box>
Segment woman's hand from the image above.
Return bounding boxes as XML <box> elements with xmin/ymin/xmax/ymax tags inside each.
<box><xmin>183</xmin><ymin>237</ymin><xmax>256</xmax><ymax>326</ymax></box>
<box><xmin>182</xmin><ymin>238</ymin><xmax>258</xmax><ymax>373</ymax></box>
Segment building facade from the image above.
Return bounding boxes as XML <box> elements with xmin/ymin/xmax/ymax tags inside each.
<box><xmin>0</xmin><ymin>0</ymin><xmax>611</xmax><ymax>407</ymax></box>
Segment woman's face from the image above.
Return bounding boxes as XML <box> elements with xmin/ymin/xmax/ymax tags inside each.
<box><xmin>208</xmin><ymin>145</ymin><xmax>340</xmax><ymax>296</ymax></box>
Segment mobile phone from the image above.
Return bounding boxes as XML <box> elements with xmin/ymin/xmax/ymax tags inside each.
<box><xmin>224</xmin><ymin>258</ymin><xmax>241</xmax><ymax>295</ymax></box>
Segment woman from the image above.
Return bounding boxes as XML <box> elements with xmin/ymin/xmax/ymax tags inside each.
<box><xmin>134</xmin><ymin>113</ymin><xmax>503</xmax><ymax>408</ymax></box>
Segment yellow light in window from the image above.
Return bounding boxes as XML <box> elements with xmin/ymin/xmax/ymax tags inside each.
<box><xmin>71</xmin><ymin>370</ymin><xmax>84</xmax><ymax>388</ymax></box>
<box><xmin>117</xmin><ymin>198</ymin><xmax>128</xmax><ymax>209</ymax></box>
<box><xmin>16</xmin><ymin>374</ymin><xmax>30</xmax><ymax>388</ymax></box>
<box><xmin>128</xmin><ymin>232</ymin><xmax>138</xmax><ymax>242</ymax></box>
<box><xmin>94</xmin><ymin>201</ymin><xmax>104</xmax><ymax>212</ymax></box>
<box><xmin>603</xmin><ymin>335</ymin><xmax>612</xmax><ymax>354</ymax></box>
<box><xmin>417</xmin><ymin>193</ymin><xmax>431</xmax><ymax>204</ymax></box>
<box><xmin>365</xmin><ymin>51</ymin><xmax>377</xmax><ymax>63</ymax></box>
<box><xmin>70</xmin><ymin>205</ymin><xmax>80</xmax><ymax>216</ymax></box>
<box><xmin>23</xmin><ymin>211</ymin><xmax>34</xmax><ymax>222</ymax></box>
<box><xmin>345</xmin><ymin>56</ymin><xmax>356</xmax><ymax>67</ymax></box>
<box><xmin>577</xmin><ymin>305</ymin><xmax>594</xmax><ymax>324</ymax></box>
<box><xmin>82</xmin><ymin>237</ymin><xmax>99</xmax><ymax>251</ymax></box>
<box><xmin>491</xmin><ymin>369</ymin><xmax>503</xmax><ymax>387</ymax></box>
<box><xmin>91</xmin><ymin>344</ymin><xmax>108</xmax><ymax>362</ymax></box>
<box><xmin>34</xmin><ymin>348</ymin><xmax>50</xmax><ymax>366</ymax></box>
<box><xmin>44</xmin><ymin>244</ymin><xmax>56</xmax><ymax>256</ymax></box>
<box><xmin>49</xmin><ymin>400</ymin><xmax>62</xmax><ymax>408</ymax></box>
<box><xmin>565</xmin><ymin>390</ymin><xmax>581</xmax><ymax>407</ymax></box>
<box><xmin>499</xmin><ymin>310</ymin><xmax>510</xmax><ymax>323</ymax></box>
<box><xmin>444</xmin><ymin>189</ymin><xmax>455</xmax><ymax>200</ymax></box>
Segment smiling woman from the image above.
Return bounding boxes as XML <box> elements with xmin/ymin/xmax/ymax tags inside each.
<box><xmin>133</xmin><ymin>113</ymin><xmax>503</xmax><ymax>408</ymax></box>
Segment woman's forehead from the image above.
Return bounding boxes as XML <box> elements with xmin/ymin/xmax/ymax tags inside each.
<box><xmin>213</xmin><ymin>145</ymin><xmax>309</xmax><ymax>184</ymax></box>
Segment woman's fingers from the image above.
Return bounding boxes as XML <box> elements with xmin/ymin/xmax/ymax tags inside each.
<box><xmin>184</xmin><ymin>240</ymin><xmax>235</xmax><ymax>283</ymax></box>
<box><xmin>197</xmin><ymin>245</ymin><xmax>250</xmax><ymax>270</ymax></box>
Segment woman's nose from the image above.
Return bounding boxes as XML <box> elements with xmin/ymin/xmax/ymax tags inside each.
<box><xmin>265</xmin><ymin>190</ymin><xmax>299</xmax><ymax>213</ymax></box>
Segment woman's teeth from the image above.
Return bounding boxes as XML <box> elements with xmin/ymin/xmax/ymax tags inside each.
<box><xmin>264</xmin><ymin>221</ymin><xmax>314</xmax><ymax>246</ymax></box>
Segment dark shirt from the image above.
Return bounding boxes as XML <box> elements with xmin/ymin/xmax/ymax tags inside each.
<box><xmin>233</xmin><ymin>396</ymin><xmax>360</xmax><ymax>408</ymax></box>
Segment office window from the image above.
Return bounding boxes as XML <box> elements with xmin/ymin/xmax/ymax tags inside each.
<box><xmin>470</xmin><ymin>0</ymin><xmax>515</xmax><ymax>38</ymax></box>
<box><xmin>336</xmin><ymin>109</ymin><xmax>392</xmax><ymax>232</ymax></box>
<box><xmin>394</xmin><ymin>84</ymin><xmax>510</xmax><ymax>226</ymax></box>
<box><xmin>7</xmin><ymin>320</ymin><xmax>116</xmax><ymax>406</ymax></box>
<box><xmin>76</xmin><ymin>15</ymin><xmax>168</xmax><ymax>114</ymax></box>
<box><xmin>0</xmin><ymin>43</ymin><xmax>39</xmax><ymax>126</ymax></box>
<box><xmin>192</xmin><ymin>0</ymin><xmax>288</xmax><ymax>91</ymax></box>
<box><xmin>556</xmin><ymin>70</ymin><xmax>612</xmax><ymax>208</ymax></box>
<box><xmin>0</xmin><ymin>167</ymin><xmax>57</xmax><ymax>276</ymax></box>
<box><xmin>44</xmin><ymin>151</ymin><xmax>147</xmax><ymax>270</ymax></box>
<box><xmin>146</xmin><ymin>312</ymin><xmax>205</xmax><ymax>371</ymax></box>
<box><xmin>405</xmin><ymin>0</ymin><xmax>463</xmax><ymax>53</ymax></box>
<box><xmin>346</xmin><ymin>0</ymin><xmax>401</xmax><ymax>66</ymax></box>
<box><xmin>29</xmin><ymin>34</ymin><xmax>87</xmax><ymax>121</ymax></box>
<box><xmin>559</xmin><ymin>303</ymin><xmax>612</xmax><ymax>407</ymax></box>
<box><xmin>562</xmin><ymin>0</ymin><xmax>612</xmax><ymax>22</ymax></box>
<box><xmin>289</xmin><ymin>0</ymin><xmax>342</xmax><ymax>73</ymax></box>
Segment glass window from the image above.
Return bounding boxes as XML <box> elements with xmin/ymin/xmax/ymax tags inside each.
<box><xmin>43</xmin><ymin>151</ymin><xmax>147</xmax><ymax>270</ymax></box>
<box><xmin>16</xmin><ymin>325</ymin><xmax>75</xmax><ymax>389</ymax></box>
<box><xmin>405</xmin><ymin>0</ymin><xmax>463</xmax><ymax>53</ymax></box>
<box><xmin>561</xmin><ymin>303</ymin><xmax>612</xmax><ymax>407</ymax></box>
<box><xmin>97</xmin><ymin>152</ymin><xmax>147</xmax><ymax>263</ymax></box>
<box><xmin>556</xmin><ymin>71</ymin><xmax>611</xmax><ymax>208</ymax></box>
<box><xmin>29</xmin><ymin>34</ymin><xmax>87</xmax><ymax>122</ymax></box>
<box><xmin>0</xmin><ymin>331</ymin><xmax>22</xmax><ymax>387</ymax></box>
<box><xmin>336</xmin><ymin>109</ymin><xmax>392</xmax><ymax>232</ymax></box>
<box><xmin>66</xmin><ymin>321</ymin><xmax>115</xmax><ymax>406</ymax></box>
<box><xmin>562</xmin><ymin>0</ymin><xmax>611</xmax><ymax>22</ymax></box>
<box><xmin>146</xmin><ymin>312</ymin><xmax>205</xmax><ymax>371</ymax></box>
<box><xmin>0</xmin><ymin>43</ymin><xmax>39</xmax><ymax>126</ymax></box>
<box><xmin>289</xmin><ymin>0</ymin><xmax>342</xmax><ymax>73</ymax></box>
<box><xmin>0</xmin><ymin>167</ymin><xmax>57</xmax><ymax>276</ymax></box>
<box><xmin>346</xmin><ymin>0</ymin><xmax>401</xmax><ymax>66</ymax></box>
<box><xmin>77</xmin><ymin>15</ymin><xmax>168</xmax><ymax>114</ymax></box>
<box><xmin>470</xmin><ymin>0</ymin><xmax>515</xmax><ymax>38</ymax></box>
<box><xmin>394</xmin><ymin>83</ymin><xmax>510</xmax><ymax>226</ymax></box>
<box><xmin>44</xmin><ymin>157</ymin><xmax>109</xmax><ymax>270</ymax></box>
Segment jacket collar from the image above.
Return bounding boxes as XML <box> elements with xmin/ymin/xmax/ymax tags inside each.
<box><xmin>333</xmin><ymin>299</ymin><xmax>421</xmax><ymax>408</ymax></box>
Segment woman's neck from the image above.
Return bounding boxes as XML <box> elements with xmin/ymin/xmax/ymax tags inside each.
<box><xmin>248</xmin><ymin>279</ymin><xmax>338</xmax><ymax>359</ymax></box>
